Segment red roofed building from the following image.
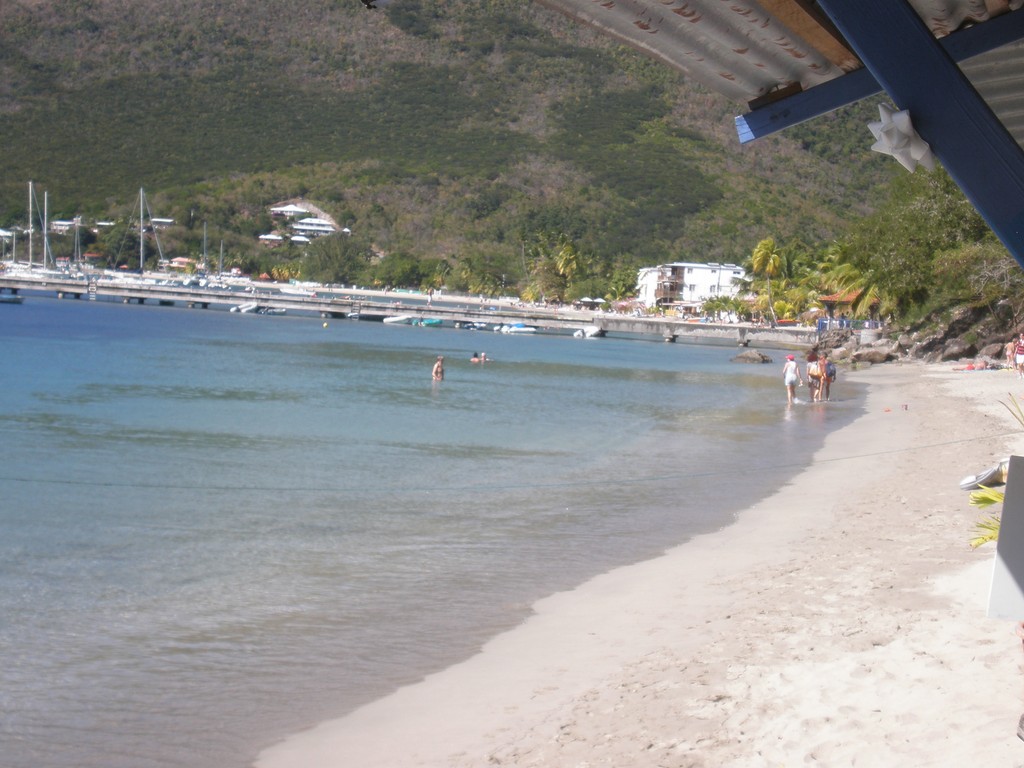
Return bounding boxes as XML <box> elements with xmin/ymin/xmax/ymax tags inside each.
<box><xmin>818</xmin><ymin>289</ymin><xmax>881</xmax><ymax>330</ymax></box>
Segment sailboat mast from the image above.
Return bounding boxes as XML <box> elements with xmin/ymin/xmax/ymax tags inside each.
<box><xmin>139</xmin><ymin>187</ymin><xmax>145</xmax><ymax>272</ymax></box>
<box><xmin>27</xmin><ymin>181</ymin><xmax>33</xmax><ymax>268</ymax></box>
<box><xmin>43</xmin><ymin>190</ymin><xmax>51</xmax><ymax>269</ymax></box>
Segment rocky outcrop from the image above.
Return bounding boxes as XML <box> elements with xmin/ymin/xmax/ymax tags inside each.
<box><xmin>735</xmin><ymin>304</ymin><xmax>1018</xmax><ymax>370</ymax></box>
<box><xmin>851</xmin><ymin>346</ymin><xmax>896</xmax><ymax>365</ymax></box>
<box><xmin>786</xmin><ymin>327</ymin><xmax>893</xmax><ymax>369</ymax></box>
<box><xmin>938</xmin><ymin>337</ymin><xmax>977</xmax><ymax>362</ymax></box>
<box><xmin>732</xmin><ymin>349</ymin><xmax>773</xmax><ymax>364</ymax></box>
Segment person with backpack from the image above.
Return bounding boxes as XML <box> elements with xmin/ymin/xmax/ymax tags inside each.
<box><xmin>806</xmin><ymin>352</ymin><xmax>822</xmax><ymax>401</ymax></box>
<box><xmin>819</xmin><ymin>352</ymin><xmax>836</xmax><ymax>402</ymax></box>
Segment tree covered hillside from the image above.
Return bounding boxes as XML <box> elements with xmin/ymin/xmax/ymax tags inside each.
<box><xmin>0</xmin><ymin>0</ymin><xmax>894</xmax><ymax>292</ymax></box>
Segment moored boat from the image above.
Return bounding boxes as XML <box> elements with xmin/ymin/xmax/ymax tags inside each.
<box><xmin>498</xmin><ymin>322</ymin><xmax>536</xmax><ymax>334</ymax></box>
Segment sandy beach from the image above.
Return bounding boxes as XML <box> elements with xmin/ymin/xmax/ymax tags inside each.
<box><xmin>257</xmin><ymin>361</ymin><xmax>1024</xmax><ymax>767</ymax></box>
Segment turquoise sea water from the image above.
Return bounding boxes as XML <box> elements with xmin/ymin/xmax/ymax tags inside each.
<box><xmin>0</xmin><ymin>297</ymin><xmax>863</xmax><ymax>768</ymax></box>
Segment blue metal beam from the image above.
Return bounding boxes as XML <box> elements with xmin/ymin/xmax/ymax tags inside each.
<box><xmin>736</xmin><ymin>7</ymin><xmax>1024</xmax><ymax>144</ymax></box>
<box><xmin>812</xmin><ymin>0</ymin><xmax>1024</xmax><ymax>268</ymax></box>
<box><xmin>735</xmin><ymin>67</ymin><xmax>877</xmax><ymax>144</ymax></box>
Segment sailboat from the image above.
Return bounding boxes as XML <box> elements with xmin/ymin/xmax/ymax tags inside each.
<box><xmin>22</xmin><ymin>180</ymin><xmax>55</xmax><ymax>270</ymax></box>
<box><xmin>135</xmin><ymin>187</ymin><xmax>166</xmax><ymax>273</ymax></box>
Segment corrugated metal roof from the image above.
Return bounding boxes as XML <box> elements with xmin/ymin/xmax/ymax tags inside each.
<box><xmin>540</xmin><ymin>1</ymin><xmax>1018</xmax><ymax>98</ymax></box>
<box><xmin>960</xmin><ymin>36</ymin><xmax>1024</xmax><ymax>145</ymax></box>
<box><xmin>539</xmin><ymin>1</ymin><xmax>1024</xmax><ymax>143</ymax></box>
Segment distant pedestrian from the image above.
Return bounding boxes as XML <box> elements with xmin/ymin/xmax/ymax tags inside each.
<box><xmin>783</xmin><ymin>354</ymin><xmax>802</xmax><ymax>406</ymax></box>
<box><xmin>1015</xmin><ymin>334</ymin><xmax>1024</xmax><ymax>379</ymax></box>
<box><xmin>805</xmin><ymin>352</ymin><xmax>820</xmax><ymax>402</ymax></box>
<box><xmin>818</xmin><ymin>352</ymin><xmax>834</xmax><ymax>402</ymax></box>
<box><xmin>432</xmin><ymin>355</ymin><xmax>445</xmax><ymax>381</ymax></box>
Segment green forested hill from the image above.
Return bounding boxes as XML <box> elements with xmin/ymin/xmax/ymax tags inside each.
<box><xmin>0</xmin><ymin>0</ymin><xmax>894</xmax><ymax>289</ymax></box>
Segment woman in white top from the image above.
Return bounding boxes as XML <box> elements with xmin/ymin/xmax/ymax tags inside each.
<box><xmin>782</xmin><ymin>354</ymin><xmax>803</xmax><ymax>406</ymax></box>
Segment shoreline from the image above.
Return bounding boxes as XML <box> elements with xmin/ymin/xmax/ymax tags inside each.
<box><xmin>257</xmin><ymin>362</ymin><xmax>1024</xmax><ymax>767</ymax></box>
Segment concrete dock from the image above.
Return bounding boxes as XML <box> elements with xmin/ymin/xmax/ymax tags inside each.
<box><xmin>0</xmin><ymin>272</ymin><xmax>819</xmax><ymax>349</ymax></box>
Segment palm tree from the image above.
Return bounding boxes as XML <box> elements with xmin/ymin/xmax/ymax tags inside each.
<box><xmin>751</xmin><ymin>237</ymin><xmax>782</xmax><ymax>326</ymax></box>
<box><xmin>525</xmin><ymin>232</ymin><xmax>589</xmax><ymax>303</ymax></box>
<box><xmin>553</xmin><ymin>235</ymin><xmax>583</xmax><ymax>283</ymax></box>
<box><xmin>815</xmin><ymin>241</ymin><xmax>884</xmax><ymax>320</ymax></box>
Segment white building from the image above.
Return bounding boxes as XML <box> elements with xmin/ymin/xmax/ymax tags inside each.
<box><xmin>270</xmin><ymin>204</ymin><xmax>309</xmax><ymax>217</ymax></box>
<box><xmin>291</xmin><ymin>217</ymin><xmax>336</xmax><ymax>237</ymax></box>
<box><xmin>50</xmin><ymin>219</ymin><xmax>78</xmax><ymax>235</ymax></box>
<box><xmin>636</xmin><ymin>262</ymin><xmax>746</xmax><ymax>310</ymax></box>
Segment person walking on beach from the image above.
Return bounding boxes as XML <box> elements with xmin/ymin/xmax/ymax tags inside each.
<box><xmin>1015</xmin><ymin>334</ymin><xmax>1024</xmax><ymax>378</ymax></box>
<box><xmin>432</xmin><ymin>355</ymin><xmax>445</xmax><ymax>381</ymax></box>
<box><xmin>818</xmin><ymin>352</ymin><xmax>834</xmax><ymax>402</ymax></box>
<box><xmin>805</xmin><ymin>352</ymin><xmax>820</xmax><ymax>402</ymax></box>
<box><xmin>783</xmin><ymin>354</ymin><xmax>802</xmax><ymax>406</ymax></box>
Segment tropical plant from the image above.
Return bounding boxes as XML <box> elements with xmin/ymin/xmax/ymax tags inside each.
<box><xmin>701</xmin><ymin>294</ymin><xmax>746</xmax><ymax>321</ymax></box>
<box><xmin>969</xmin><ymin>395</ymin><xmax>1024</xmax><ymax>548</ymax></box>
<box><xmin>812</xmin><ymin>240</ymin><xmax>885</xmax><ymax>319</ymax></box>
<box><xmin>523</xmin><ymin>232</ymin><xmax>590</xmax><ymax>303</ymax></box>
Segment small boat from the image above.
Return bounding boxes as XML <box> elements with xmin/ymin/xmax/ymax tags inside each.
<box><xmin>230</xmin><ymin>301</ymin><xmax>259</xmax><ymax>313</ymax></box>
<box><xmin>383</xmin><ymin>314</ymin><xmax>413</xmax><ymax>324</ymax></box>
<box><xmin>960</xmin><ymin>457</ymin><xmax>1011</xmax><ymax>491</ymax></box>
<box><xmin>498</xmin><ymin>322</ymin><xmax>536</xmax><ymax>334</ymax></box>
<box><xmin>410</xmin><ymin>317</ymin><xmax>442</xmax><ymax>327</ymax></box>
<box><xmin>0</xmin><ymin>294</ymin><xmax>25</xmax><ymax>305</ymax></box>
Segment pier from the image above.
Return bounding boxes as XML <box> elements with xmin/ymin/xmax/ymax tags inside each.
<box><xmin>0</xmin><ymin>272</ymin><xmax>819</xmax><ymax>349</ymax></box>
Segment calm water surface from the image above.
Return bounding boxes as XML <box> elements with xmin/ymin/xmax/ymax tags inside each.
<box><xmin>0</xmin><ymin>298</ymin><xmax>863</xmax><ymax>768</ymax></box>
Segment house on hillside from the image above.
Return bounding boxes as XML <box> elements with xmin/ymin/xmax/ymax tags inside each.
<box><xmin>270</xmin><ymin>204</ymin><xmax>309</xmax><ymax>218</ymax></box>
<box><xmin>291</xmin><ymin>217</ymin><xmax>336</xmax><ymax>237</ymax></box>
<box><xmin>50</xmin><ymin>219</ymin><xmax>78</xmax><ymax>235</ymax></box>
<box><xmin>636</xmin><ymin>262</ymin><xmax>746</xmax><ymax>312</ymax></box>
